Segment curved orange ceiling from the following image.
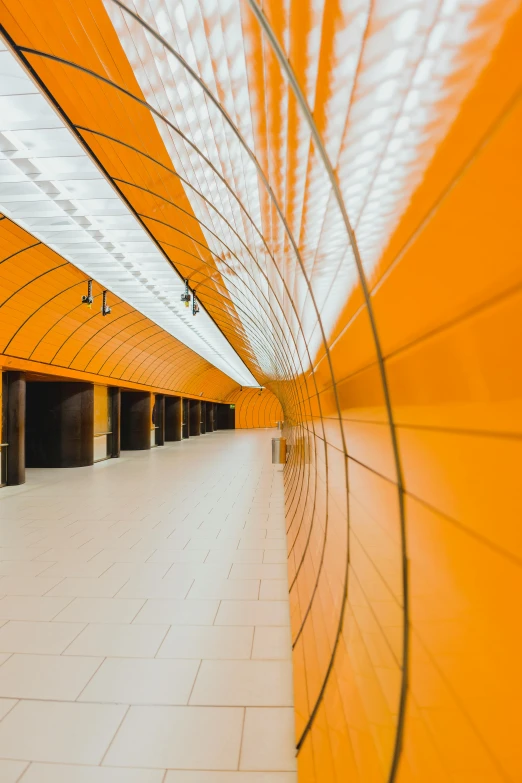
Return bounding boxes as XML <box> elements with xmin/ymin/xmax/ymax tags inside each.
<box><xmin>0</xmin><ymin>213</ymin><xmax>238</xmax><ymax>400</ymax></box>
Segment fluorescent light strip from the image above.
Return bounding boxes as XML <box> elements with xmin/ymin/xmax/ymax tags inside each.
<box><xmin>0</xmin><ymin>39</ymin><xmax>258</xmax><ymax>387</ymax></box>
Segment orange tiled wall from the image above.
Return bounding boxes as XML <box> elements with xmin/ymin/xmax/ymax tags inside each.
<box><xmin>280</xmin><ymin>9</ymin><xmax>522</xmax><ymax>782</ymax></box>
<box><xmin>224</xmin><ymin>387</ymin><xmax>283</xmax><ymax>429</ymax></box>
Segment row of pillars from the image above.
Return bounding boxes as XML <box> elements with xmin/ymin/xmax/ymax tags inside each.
<box><xmin>1</xmin><ymin>372</ymin><xmax>234</xmax><ymax>487</ymax></box>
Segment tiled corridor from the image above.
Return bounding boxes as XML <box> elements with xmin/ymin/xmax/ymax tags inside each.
<box><xmin>0</xmin><ymin>430</ymin><xmax>296</xmax><ymax>782</ymax></box>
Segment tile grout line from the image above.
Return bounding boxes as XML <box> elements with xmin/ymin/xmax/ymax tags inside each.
<box><xmin>99</xmin><ymin>703</ymin><xmax>131</xmax><ymax>767</ymax></box>
<box><xmin>186</xmin><ymin>658</ymin><xmax>203</xmax><ymax>706</ymax></box>
<box><xmin>59</xmin><ymin>622</ymin><xmax>90</xmax><ymax>655</ymax></box>
<box><xmin>13</xmin><ymin>760</ymin><xmax>30</xmax><ymax>782</ymax></box>
<box><xmin>74</xmin><ymin>655</ymin><xmax>107</xmax><ymax>701</ymax></box>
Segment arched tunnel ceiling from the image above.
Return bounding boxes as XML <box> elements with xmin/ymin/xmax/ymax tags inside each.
<box><xmin>0</xmin><ymin>17</ymin><xmax>259</xmax><ymax>387</ymax></box>
<box><xmin>0</xmin><ymin>211</ymin><xmax>239</xmax><ymax>399</ymax></box>
<box><xmin>0</xmin><ymin>0</ymin><xmax>513</xmax><ymax>391</ymax></box>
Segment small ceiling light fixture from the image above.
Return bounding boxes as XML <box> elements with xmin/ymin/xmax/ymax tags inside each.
<box><xmin>82</xmin><ymin>279</ymin><xmax>93</xmax><ymax>307</ymax></box>
<box><xmin>180</xmin><ymin>279</ymin><xmax>191</xmax><ymax>308</ymax></box>
<box><xmin>101</xmin><ymin>290</ymin><xmax>111</xmax><ymax>316</ymax></box>
<box><xmin>192</xmin><ymin>290</ymin><xmax>200</xmax><ymax>316</ymax></box>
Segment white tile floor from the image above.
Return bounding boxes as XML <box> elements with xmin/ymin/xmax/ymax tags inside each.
<box><xmin>0</xmin><ymin>429</ymin><xmax>296</xmax><ymax>782</ymax></box>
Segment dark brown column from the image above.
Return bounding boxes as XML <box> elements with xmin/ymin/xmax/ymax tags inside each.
<box><xmin>205</xmin><ymin>402</ymin><xmax>214</xmax><ymax>432</ymax></box>
<box><xmin>154</xmin><ymin>394</ymin><xmax>165</xmax><ymax>446</ymax></box>
<box><xmin>26</xmin><ymin>381</ymin><xmax>94</xmax><ymax>468</ymax></box>
<box><xmin>6</xmin><ymin>371</ymin><xmax>26</xmax><ymax>485</ymax></box>
<box><xmin>182</xmin><ymin>398</ymin><xmax>189</xmax><ymax>439</ymax></box>
<box><xmin>200</xmin><ymin>402</ymin><xmax>207</xmax><ymax>434</ymax></box>
<box><xmin>109</xmin><ymin>387</ymin><xmax>121</xmax><ymax>458</ymax></box>
<box><xmin>120</xmin><ymin>391</ymin><xmax>151</xmax><ymax>450</ymax></box>
<box><xmin>165</xmin><ymin>396</ymin><xmax>182</xmax><ymax>441</ymax></box>
<box><xmin>189</xmin><ymin>399</ymin><xmax>201</xmax><ymax>436</ymax></box>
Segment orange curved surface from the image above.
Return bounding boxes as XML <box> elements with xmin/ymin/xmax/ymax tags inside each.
<box><xmin>0</xmin><ymin>214</ymin><xmax>237</xmax><ymax>400</ymax></box>
<box><xmin>0</xmin><ymin>1</ymin><xmax>521</xmax><ymax>781</ymax></box>
<box><xmin>225</xmin><ymin>387</ymin><xmax>283</xmax><ymax>429</ymax></box>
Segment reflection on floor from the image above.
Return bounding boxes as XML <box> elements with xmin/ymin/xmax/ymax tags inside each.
<box><xmin>0</xmin><ymin>429</ymin><xmax>296</xmax><ymax>782</ymax></box>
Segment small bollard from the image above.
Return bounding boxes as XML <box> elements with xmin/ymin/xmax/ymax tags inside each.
<box><xmin>272</xmin><ymin>437</ymin><xmax>286</xmax><ymax>465</ymax></box>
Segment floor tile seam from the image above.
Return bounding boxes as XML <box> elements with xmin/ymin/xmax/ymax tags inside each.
<box><xmin>0</xmin><ymin>695</ymin><xmax>19</xmax><ymax>724</ymax></box>
<box><xmin>125</xmin><ymin>599</ymin><xmax>148</xmax><ymax>625</ymax></box>
<box><xmin>0</xmin><ymin>652</ymin><xmax>13</xmax><ymax>669</ymax></box>
<box><xmin>48</xmin><ymin>597</ymin><xmax>76</xmax><ymax>621</ymax></box>
<box><xmin>0</xmin><ymin>695</ymin><xmax>296</xmax><ymax>708</ymax></box>
<box><xmin>69</xmin><ymin>655</ymin><xmax>108</xmax><ymax>702</ymax></box>
<box><xmin>15</xmin><ymin>760</ymin><xmax>166</xmax><ymax>776</ymax></box>
<box><xmin>182</xmin><ymin>579</ymin><xmax>196</xmax><ymax>600</ymax></box>
<box><xmin>211</xmin><ymin>600</ymin><xmax>221</xmax><ymax>627</ymax></box>
<box><xmin>0</xmin><ymin>650</ymin><xmax>190</xmax><ymax>659</ymax></box>
<box><xmin>153</xmin><ymin>624</ymin><xmax>175</xmax><ymax>659</ymax></box>
<box><xmin>184</xmin><ymin>659</ymin><xmax>203</xmax><ymax>706</ymax></box>
<box><xmin>99</xmin><ymin>703</ymin><xmax>131</xmax><ymax>767</ymax></box>
<box><xmin>39</xmin><ymin>577</ymin><xmax>67</xmax><ymax>597</ymax></box>
<box><xmin>13</xmin><ymin>759</ymin><xmax>30</xmax><ymax>782</ymax></box>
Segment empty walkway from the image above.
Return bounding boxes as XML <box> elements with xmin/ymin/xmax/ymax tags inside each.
<box><xmin>0</xmin><ymin>429</ymin><xmax>296</xmax><ymax>782</ymax></box>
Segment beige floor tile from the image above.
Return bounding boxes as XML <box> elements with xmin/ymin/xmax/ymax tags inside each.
<box><xmin>116</xmin><ymin>576</ymin><xmax>193</xmax><ymax>600</ymax></box>
<box><xmin>0</xmin><ymin>700</ymin><xmax>127</xmax><ymax>763</ymax></box>
<box><xmin>252</xmin><ymin>628</ymin><xmax>292</xmax><ymax>660</ymax></box>
<box><xmin>221</xmin><ymin>530</ymin><xmax>266</xmax><ymax>541</ymax></box>
<box><xmin>19</xmin><ymin>763</ymin><xmax>165</xmax><ymax>782</ymax></box>
<box><xmin>0</xmin><ymin>562</ymin><xmax>51</xmax><ymax>577</ymax></box>
<box><xmin>240</xmin><ymin>708</ymin><xmax>297</xmax><ymax>771</ymax></box>
<box><xmin>101</xmin><ymin>563</ymin><xmax>171</xmax><ymax>580</ymax></box>
<box><xmin>133</xmin><ymin>599</ymin><xmax>218</xmax><ymax>625</ymax></box>
<box><xmin>157</xmin><ymin>625</ymin><xmax>253</xmax><ymax>660</ymax></box>
<box><xmin>53</xmin><ymin>598</ymin><xmax>145</xmax><ymax>624</ymax></box>
<box><xmin>0</xmin><ymin>596</ymin><xmax>72</xmax><ymax>621</ymax></box>
<box><xmin>104</xmin><ymin>705</ymin><xmax>243</xmax><ymax>769</ymax></box>
<box><xmin>38</xmin><ymin>561</ymin><xmax>112</xmax><ymax>578</ymax></box>
<box><xmin>0</xmin><ymin>432</ymin><xmax>292</xmax><ymax>776</ymax></box>
<box><xmin>186</xmin><ymin>537</ymin><xmax>241</xmax><ymax>551</ymax></box>
<box><xmin>163</xmin><ymin>564</ymin><xmax>231</xmax><ymax>581</ymax></box>
<box><xmin>34</xmin><ymin>549</ymin><xmax>102</xmax><ymax>564</ymax></box>
<box><xmin>229</xmin><ymin>564</ymin><xmax>287</xmax><ymax>581</ymax></box>
<box><xmin>63</xmin><ymin>623</ymin><xmax>168</xmax><ymax>658</ymax></box>
<box><xmin>190</xmin><ymin>660</ymin><xmax>293</xmax><ymax>706</ymax></box>
<box><xmin>188</xmin><ymin>579</ymin><xmax>259</xmax><ymax>601</ymax></box>
<box><xmin>0</xmin><ymin>548</ymin><xmax>48</xmax><ymax>561</ymax></box>
<box><xmin>0</xmin><ymin>698</ymin><xmax>18</xmax><ymax>720</ymax></box>
<box><xmin>0</xmin><ymin>654</ymin><xmax>102</xmax><ymax>700</ymax></box>
<box><xmin>238</xmin><ymin>539</ymin><xmax>286</xmax><ymax>551</ymax></box>
<box><xmin>0</xmin><ymin>621</ymin><xmax>85</xmax><ymax>654</ymax></box>
<box><xmin>164</xmin><ymin>773</ymin><xmax>296</xmax><ymax>782</ymax></box>
<box><xmin>79</xmin><ymin>657</ymin><xmax>200</xmax><ymax>705</ymax></box>
<box><xmin>0</xmin><ymin>759</ymin><xmax>29</xmax><ymax>782</ymax></box>
<box><xmin>204</xmin><ymin>550</ymin><xmax>264</xmax><ymax>565</ymax></box>
<box><xmin>259</xmin><ymin>581</ymin><xmax>288</xmax><ymax>601</ymax></box>
<box><xmin>46</xmin><ymin>576</ymin><xmax>130</xmax><ymax>598</ymax></box>
<box><xmin>147</xmin><ymin>549</ymin><xmax>208</xmax><ymax>564</ymax></box>
<box><xmin>91</xmin><ymin>548</ymin><xmax>156</xmax><ymax>564</ymax></box>
<box><xmin>263</xmin><ymin>551</ymin><xmax>287</xmax><ymax>564</ymax></box>
<box><xmin>0</xmin><ymin>576</ymin><xmax>63</xmax><ymax>596</ymax></box>
<box><xmin>215</xmin><ymin>601</ymin><xmax>290</xmax><ymax>627</ymax></box>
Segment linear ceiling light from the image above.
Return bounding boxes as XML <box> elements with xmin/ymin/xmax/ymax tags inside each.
<box><xmin>0</xmin><ymin>38</ymin><xmax>258</xmax><ymax>387</ymax></box>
